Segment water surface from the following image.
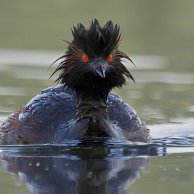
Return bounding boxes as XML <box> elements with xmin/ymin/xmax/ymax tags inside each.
<box><xmin>0</xmin><ymin>50</ymin><xmax>194</xmax><ymax>194</ymax></box>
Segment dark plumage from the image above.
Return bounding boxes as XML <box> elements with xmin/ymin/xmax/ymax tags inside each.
<box><xmin>52</xmin><ymin>19</ymin><xmax>134</xmax><ymax>99</ymax></box>
<box><xmin>0</xmin><ymin>19</ymin><xmax>150</xmax><ymax>144</ymax></box>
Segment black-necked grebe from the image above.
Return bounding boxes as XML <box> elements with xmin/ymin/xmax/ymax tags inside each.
<box><xmin>0</xmin><ymin>19</ymin><xmax>150</xmax><ymax>144</ymax></box>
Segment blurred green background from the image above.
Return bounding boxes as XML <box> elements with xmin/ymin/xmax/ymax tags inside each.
<box><xmin>0</xmin><ymin>0</ymin><xmax>194</xmax><ymax>71</ymax></box>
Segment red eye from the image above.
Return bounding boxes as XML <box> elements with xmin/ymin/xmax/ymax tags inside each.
<box><xmin>107</xmin><ymin>54</ymin><xmax>113</xmax><ymax>62</ymax></box>
<box><xmin>82</xmin><ymin>54</ymin><xmax>89</xmax><ymax>63</ymax></box>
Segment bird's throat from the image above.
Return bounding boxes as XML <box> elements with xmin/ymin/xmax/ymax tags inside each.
<box><xmin>76</xmin><ymin>94</ymin><xmax>110</xmax><ymax>137</ymax></box>
<box><xmin>77</xmin><ymin>99</ymin><xmax>108</xmax><ymax>119</ymax></box>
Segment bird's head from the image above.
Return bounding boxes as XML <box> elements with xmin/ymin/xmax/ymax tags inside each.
<box><xmin>52</xmin><ymin>19</ymin><xmax>135</xmax><ymax>99</ymax></box>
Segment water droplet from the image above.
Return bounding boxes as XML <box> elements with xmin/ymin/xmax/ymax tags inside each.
<box><xmin>87</xmin><ymin>171</ymin><xmax>93</xmax><ymax>179</ymax></box>
<box><xmin>28</xmin><ymin>162</ymin><xmax>32</xmax><ymax>167</ymax></box>
<box><xmin>36</xmin><ymin>162</ymin><xmax>40</xmax><ymax>167</ymax></box>
<box><xmin>45</xmin><ymin>167</ymin><xmax>49</xmax><ymax>171</ymax></box>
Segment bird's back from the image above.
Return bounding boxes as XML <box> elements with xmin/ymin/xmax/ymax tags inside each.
<box><xmin>0</xmin><ymin>84</ymin><xmax>149</xmax><ymax>144</ymax></box>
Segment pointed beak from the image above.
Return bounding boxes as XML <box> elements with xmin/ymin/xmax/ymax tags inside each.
<box><xmin>95</xmin><ymin>64</ymin><xmax>107</xmax><ymax>78</ymax></box>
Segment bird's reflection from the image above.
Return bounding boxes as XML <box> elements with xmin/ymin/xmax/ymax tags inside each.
<box><xmin>0</xmin><ymin>141</ymin><xmax>165</xmax><ymax>194</ymax></box>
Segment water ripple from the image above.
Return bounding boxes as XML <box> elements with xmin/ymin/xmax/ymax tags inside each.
<box><xmin>0</xmin><ymin>136</ymin><xmax>193</xmax><ymax>158</ymax></box>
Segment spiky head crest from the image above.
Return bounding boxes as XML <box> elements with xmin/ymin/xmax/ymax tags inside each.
<box><xmin>72</xmin><ymin>19</ymin><xmax>120</xmax><ymax>57</ymax></box>
<box><xmin>52</xmin><ymin>19</ymin><xmax>135</xmax><ymax>99</ymax></box>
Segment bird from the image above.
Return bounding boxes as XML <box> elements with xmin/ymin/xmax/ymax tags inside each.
<box><xmin>0</xmin><ymin>19</ymin><xmax>150</xmax><ymax>144</ymax></box>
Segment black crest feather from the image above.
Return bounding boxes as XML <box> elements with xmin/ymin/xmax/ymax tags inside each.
<box><xmin>72</xmin><ymin>19</ymin><xmax>121</xmax><ymax>57</ymax></box>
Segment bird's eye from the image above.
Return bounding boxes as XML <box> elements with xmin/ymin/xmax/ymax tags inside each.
<box><xmin>82</xmin><ymin>54</ymin><xmax>89</xmax><ymax>63</ymax></box>
<box><xmin>107</xmin><ymin>54</ymin><xmax>113</xmax><ymax>62</ymax></box>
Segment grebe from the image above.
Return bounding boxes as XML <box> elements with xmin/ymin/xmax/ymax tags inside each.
<box><xmin>0</xmin><ymin>19</ymin><xmax>150</xmax><ymax>144</ymax></box>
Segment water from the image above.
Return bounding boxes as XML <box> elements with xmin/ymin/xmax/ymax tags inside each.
<box><xmin>0</xmin><ymin>49</ymin><xmax>194</xmax><ymax>194</ymax></box>
<box><xmin>0</xmin><ymin>141</ymin><xmax>194</xmax><ymax>194</ymax></box>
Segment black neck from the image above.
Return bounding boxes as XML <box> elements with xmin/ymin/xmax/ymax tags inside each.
<box><xmin>76</xmin><ymin>89</ymin><xmax>108</xmax><ymax>119</ymax></box>
<box><xmin>75</xmin><ymin>91</ymin><xmax>110</xmax><ymax>137</ymax></box>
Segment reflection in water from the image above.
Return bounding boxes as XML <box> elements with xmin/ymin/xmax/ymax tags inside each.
<box><xmin>2</xmin><ymin>156</ymin><xmax>147</xmax><ymax>194</ymax></box>
<box><xmin>0</xmin><ymin>141</ymin><xmax>166</xmax><ymax>194</ymax></box>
